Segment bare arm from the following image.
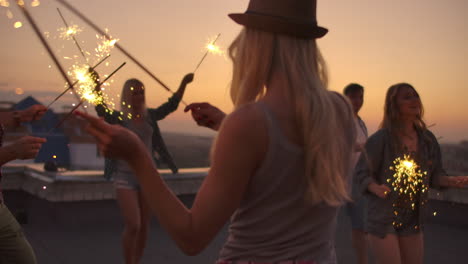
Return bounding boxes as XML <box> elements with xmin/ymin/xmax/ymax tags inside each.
<box><xmin>0</xmin><ymin>136</ymin><xmax>47</xmax><ymax>166</ymax></box>
<box><xmin>147</xmin><ymin>73</ymin><xmax>194</xmax><ymax>121</ymax></box>
<box><xmin>439</xmin><ymin>176</ymin><xmax>468</xmax><ymax>188</ymax></box>
<box><xmin>0</xmin><ymin>105</ymin><xmax>47</xmax><ymax>128</ymax></box>
<box><xmin>77</xmin><ymin>104</ymin><xmax>266</xmax><ymax>255</ymax></box>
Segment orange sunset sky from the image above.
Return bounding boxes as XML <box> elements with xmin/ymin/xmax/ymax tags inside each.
<box><xmin>1</xmin><ymin>0</ymin><xmax>467</xmax><ymax>142</ymax></box>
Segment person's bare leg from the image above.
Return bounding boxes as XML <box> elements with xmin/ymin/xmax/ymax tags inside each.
<box><xmin>399</xmin><ymin>233</ymin><xmax>424</xmax><ymax>264</ymax></box>
<box><xmin>351</xmin><ymin>229</ymin><xmax>368</xmax><ymax>264</ymax></box>
<box><xmin>135</xmin><ymin>191</ymin><xmax>151</xmax><ymax>263</ymax></box>
<box><xmin>116</xmin><ymin>188</ymin><xmax>141</xmax><ymax>264</ymax></box>
<box><xmin>369</xmin><ymin>233</ymin><xmax>402</xmax><ymax>264</ymax></box>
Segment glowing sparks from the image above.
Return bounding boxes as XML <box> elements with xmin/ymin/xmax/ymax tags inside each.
<box><xmin>205</xmin><ymin>42</ymin><xmax>223</xmax><ymax>55</ymax></box>
<box><xmin>14</xmin><ymin>21</ymin><xmax>22</xmax><ymax>28</ymax></box>
<box><xmin>15</xmin><ymin>87</ymin><xmax>24</xmax><ymax>95</ymax></box>
<box><xmin>95</xmin><ymin>33</ymin><xmax>119</xmax><ymax>59</ymax></box>
<box><xmin>0</xmin><ymin>0</ymin><xmax>9</xmax><ymax>7</ymax></box>
<box><xmin>204</xmin><ymin>35</ymin><xmax>223</xmax><ymax>55</ymax></box>
<box><xmin>433</xmin><ymin>211</ymin><xmax>437</xmax><ymax>216</ymax></box>
<box><xmin>389</xmin><ymin>155</ymin><xmax>427</xmax><ymax>196</ymax></box>
<box><xmin>31</xmin><ymin>0</ymin><xmax>40</xmax><ymax>7</ymax></box>
<box><xmin>68</xmin><ymin>64</ymin><xmax>103</xmax><ymax>106</ymax></box>
<box><xmin>58</xmin><ymin>24</ymin><xmax>82</xmax><ymax>40</ymax></box>
<box><xmin>52</xmin><ymin>155</ymin><xmax>57</xmax><ymax>159</ymax></box>
<box><xmin>388</xmin><ymin>154</ymin><xmax>427</xmax><ymax>229</ymax></box>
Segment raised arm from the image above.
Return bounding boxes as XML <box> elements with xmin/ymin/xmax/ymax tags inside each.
<box><xmin>148</xmin><ymin>73</ymin><xmax>194</xmax><ymax>121</ymax></box>
<box><xmin>76</xmin><ymin>103</ymin><xmax>266</xmax><ymax>255</ymax></box>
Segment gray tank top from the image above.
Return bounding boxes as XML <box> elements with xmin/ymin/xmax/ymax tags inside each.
<box><xmin>218</xmin><ymin>102</ymin><xmax>338</xmax><ymax>263</ymax></box>
<box><xmin>115</xmin><ymin>118</ymin><xmax>153</xmax><ymax>173</ymax></box>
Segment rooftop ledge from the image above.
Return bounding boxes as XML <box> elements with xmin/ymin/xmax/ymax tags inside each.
<box><xmin>2</xmin><ymin>163</ymin><xmax>208</xmax><ymax>202</ymax></box>
<box><xmin>2</xmin><ymin>164</ymin><xmax>468</xmax><ymax>204</ymax></box>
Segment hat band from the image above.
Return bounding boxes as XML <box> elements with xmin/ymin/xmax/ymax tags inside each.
<box><xmin>245</xmin><ymin>10</ymin><xmax>318</xmax><ymax>26</ymax></box>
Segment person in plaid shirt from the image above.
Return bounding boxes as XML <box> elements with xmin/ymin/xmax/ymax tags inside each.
<box><xmin>0</xmin><ymin>105</ymin><xmax>46</xmax><ymax>264</ymax></box>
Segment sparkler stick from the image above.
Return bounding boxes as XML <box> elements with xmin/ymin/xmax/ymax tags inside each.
<box><xmin>48</xmin><ymin>62</ymin><xmax>127</xmax><ymax>134</ymax></box>
<box><xmin>98</xmin><ymin>62</ymin><xmax>126</xmax><ymax>85</ymax></box>
<box><xmin>47</xmin><ymin>100</ymin><xmax>83</xmax><ymax>134</ymax></box>
<box><xmin>15</xmin><ymin>1</ymin><xmax>86</xmax><ymax>112</ymax></box>
<box><xmin>56</xmin><ymin>7</ymin><xmax>87</xmax><ymax>62</ymax></box>
<box><xmin>46</xmin><ymin>55</ymin><xmax>110</xmax><ymax>109</ymax></box>
<box><xmin>193</xmin><ymin>33</ymin><xmax>221</xmax><ymax>73</ymax></box>
<box><xmin>55</xmin><ymin>0</ymin><xmax>173</xmax><ymax>94</ymax></box>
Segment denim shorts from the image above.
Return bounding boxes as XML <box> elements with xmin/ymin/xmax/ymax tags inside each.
<box><xmin>367</xmin><ymin>209</ymin><xmax>422</xmax><ymax>238</ymax></box>
<box><xmin>112</xmin><ymin>170</ymin><xmax>140</xmax><ymax>190</ymax></box>
<box><xmin>345</xmin><ymin>196</ymin><xmax>368</xmax><ymax>231</ymax></box>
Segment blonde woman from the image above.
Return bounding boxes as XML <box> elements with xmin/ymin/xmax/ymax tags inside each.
<box><xmin>355</xmin><ymin>83</ymin><xmax>468</xmax><ymax>264</ymax></box>
<box><xmin>79</xmin><ymin>0</ymin><xmax>355</xmax><ymax>263</ymax></box>
<box><xmin>94</xmin><ymin>74</ymin><xmax>193</xmax><ymax>264</ymax></box>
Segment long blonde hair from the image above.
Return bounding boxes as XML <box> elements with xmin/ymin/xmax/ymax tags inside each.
<box><xmin>120</xmin><ymin>78</ymin><xmax>147</xmax><ymax>119</ymax></box>
<box><xmin>229</xmin><ymin>28</ymin><xmax>354</xmax><ymax>206</ymax></box>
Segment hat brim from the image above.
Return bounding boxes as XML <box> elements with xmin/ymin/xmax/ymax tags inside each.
<box><xmin>229</xmin><ymin>13</ymin><xmax>328</xmax><ymax>39</ymax></box>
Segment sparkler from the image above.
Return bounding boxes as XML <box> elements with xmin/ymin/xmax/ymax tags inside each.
<box><xmin>48</xmin><ymin>62</ymin><xmax>127</xmax><ymax>134</ymax></box>
<box><xmin>16</xmin><ymin>0</ymin><xmax>85</xmax><ymax>112</ymax></box>
<box><xmin>193</xmin><ymin>33</ymin><xmax>222</xmax><ymax>73</ymax></box>
<box><xmin>388</xmin><ymin>154</ymin><xmax>427</xmax><ymax>229</ymax></box>
<box><xmin>55</xmin><ymin>0</ymin><xmax>174</xmax><ymax>94</ymax></box>
<box><xmin>73</xmin><ymin>61</ymin><xmax>126</xmax><ymax>106</ymax></box>
<box><xmin>46</xmin><ymin>55</ymin><xmax>110</xmax><ymax>109</ymax></box>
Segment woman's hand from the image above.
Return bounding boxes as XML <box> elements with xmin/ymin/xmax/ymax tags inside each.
<box><xmin>74</xmin><ymin>111</ymin><xmax>146</xmax><ymax>165</ymax></box>
<box><xmin>181</xmin><ymin>73</ymin><xmax>194</xmax><ymax>85</ymax></box>
<box><xmin>368</xmin><ymin>182</ymin><xmax>391</xmax><ymax>199</ymax></box>
<box><xmin>9</xmin><ymin>136</ymin><xmax>47</xmax><ymax>160</ymax></box>
<box><xmin>184</xmin><ymin>102</ymin><xmax>226</xmax><ymax>131</ymax></box>
<box><xmin>20</xmin><ymin>105</ymin><xmax>47</xmax><ymax>122</ymax></box>
<box><xmin>447</xmin><ymin>176</ymin><xmax>468</xmax><ymax>188</ymax></box>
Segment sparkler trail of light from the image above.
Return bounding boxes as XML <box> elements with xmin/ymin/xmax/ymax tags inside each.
<box><xmin>57</xmin><ymin>8</ymin><xmax>87</xmax><ymax>61</ymax></box>
<box><xmin>95</xmin><ymin>33</ymin><xmax>118</xmax><ymax>60</ymax></box>
<box><xmin>16</xmin><ymin>0</ymin><xmax>85</xmax><ymax>112</ymax></box>
<box><xmin>46</xmin><ymin>55</ymin><xmax>110</xmax><ymax>109</ymax></box>
<box><xmin>55</xmin><ymin>0</ymin><xmax>177</xmax><ymax>96</ymax></box>
<box><xmin>73</xmin><ymin>61</ymin><xmax>125</xmax><ymax>106</ymax></box>
<box><xmin>193</xmin><ymin>33</ymin><xmax>222</xmax><ymax>73</ymax></box>
<box><xmin>48</xmin><ymin>62</ymin><xmax>127</xmax><ymax>134</ymax></box>
<box><xmin>388</xmin><ymin>154</ymin><xmax>427</xmax><ymax>228</ymax></box>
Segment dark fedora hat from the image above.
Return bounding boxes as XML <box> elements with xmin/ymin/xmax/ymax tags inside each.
<box><xmin>229</xmin><ymin>0</ymin><xmax>328</xmax><ymax>39</ymax></box>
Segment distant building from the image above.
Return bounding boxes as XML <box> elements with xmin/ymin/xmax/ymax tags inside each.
<box><xmin>1</xmin><ymin>96</ymin><xmax>104</xmax><ymax>170</ymax></box>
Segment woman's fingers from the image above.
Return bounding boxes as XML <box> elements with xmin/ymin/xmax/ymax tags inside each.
<box><xmin>84</xmin><ymin>123</ymin><xmax>110</xmax><ymax>145</ymax></box>
<box><xmin>75</xmin><ymin>111</ymin><xmax>112</xmax><ymax>134</ymax></box>
<box><xmin>184</xmin><ymin>102</ymin><xmax>210</xmax><ymax>112</ymax></box>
